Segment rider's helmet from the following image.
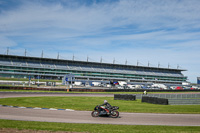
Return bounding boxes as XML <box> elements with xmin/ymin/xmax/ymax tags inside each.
<box><xmin>104</xmin><ymin>100</ymin><xmax>108</xmax><ymax>103</ymax></box>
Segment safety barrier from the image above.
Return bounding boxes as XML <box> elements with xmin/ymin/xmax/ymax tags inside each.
<box><xmin>1</xmin><ymin>86</ymin><xmax>200</xmax><ymax>93</ymax></box>
<box><xmin>142</xmin><ymin>96</ymin><xmax>168</xmax><ymax>105</ymax></box>
<box><xmin>106</xmin><ymin>89</ymin><xmax>200</xmax><ymax>92</ymax></box>
<box><xmin>0</xmin><ymin>86</ymin><xmax>105</xmax><ymax>92</ymax></box>
<box><xmin>114</xmin><ymin>94</ymin><xmax>136</xmax><ymax>101</ymax></box>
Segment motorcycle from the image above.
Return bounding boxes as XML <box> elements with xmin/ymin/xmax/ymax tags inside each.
<box><xmin>91</xmin><ymin>105</ymin><xmax>119</xmax><ymax>118</ymax></box>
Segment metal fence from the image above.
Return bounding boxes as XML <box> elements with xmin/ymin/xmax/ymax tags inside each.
<box><xmin>136</xmin><ymin>94</ymin><xmax>200</xmax><ymax>99</ymax></box>
<box><xmin>136</xmin><ymin>94</ymin><xmax>200</xmax><ymax>105</ymax></box>
<box><xmin>168</xmin><ymin>99</ymin><xmax>200</xmax><ymax>105</ymax></box>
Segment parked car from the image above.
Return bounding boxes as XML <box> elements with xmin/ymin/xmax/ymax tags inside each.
<box><xmin>175</xmin><ymin>86</ymin><xmax>183</xmax><ymax>90</ymax></box>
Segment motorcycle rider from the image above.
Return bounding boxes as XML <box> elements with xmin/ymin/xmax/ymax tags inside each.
<box><xmin>101</xmin><ymin>100</ymin><xmax>112</xmax><ymax>114</ymax></box>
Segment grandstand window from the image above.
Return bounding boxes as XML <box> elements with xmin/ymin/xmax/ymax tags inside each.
<box><xmin>0</xmin><ymin>55</ymin><xmax>187</xmax><ymax>84</ymax></box>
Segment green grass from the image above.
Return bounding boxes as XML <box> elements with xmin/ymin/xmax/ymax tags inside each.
<box><xmin>0</xmin><ymin>96</ymin><xmax>200</xmax><ymax>114</ymax></box>
<box><xmin>0</xmin><ymin>119</ymin><xmax>200</xmax><ymax>133</ymax></box>
<box><xmin>1</xmin><ymin>89</ymin><xmax>199</xmax><ymax>94</ymax></box>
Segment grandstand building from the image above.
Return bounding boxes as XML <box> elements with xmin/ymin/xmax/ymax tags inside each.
<box><xmin>0</xmin><ymin>54</ymin><xmax>187</xmax><ymax>85</ymax></box>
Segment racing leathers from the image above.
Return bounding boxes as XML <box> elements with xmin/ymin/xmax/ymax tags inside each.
<box><xmin>101</xmin><ymin>102</ymin><xmax>112</xmax><ymax>114</ymax></box>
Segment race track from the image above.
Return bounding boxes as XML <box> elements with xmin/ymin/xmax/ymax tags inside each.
<box><xmin>0</xmin><ymin>92</ymin><xmax>200</xmax><ymax>126</ymax></box>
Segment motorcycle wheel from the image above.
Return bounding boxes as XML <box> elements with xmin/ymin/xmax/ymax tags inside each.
<box><xmin>91</xmin><ymin>111</ymin><xmax>99</xmax><ymax>117</ymax></box>
<box><xmin>110</xmin><ymin>111</ymin><xmax>119</xmax><ymax>118</ymax></box>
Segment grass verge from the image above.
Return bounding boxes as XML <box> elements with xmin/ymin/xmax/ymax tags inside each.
<box><xmin>1</xmin><ymin>89</ymin><xmax>199</xmax><ymax>94</ymax></box>
<box><xmin>0</xmin><ymin>119</ymin><xmax>200</xmax><ymax>133</ymax></box>
<box><xmin>0</xmin><ymin>96</ymin><xmax>200</xmax><ymax>113</ymax></box>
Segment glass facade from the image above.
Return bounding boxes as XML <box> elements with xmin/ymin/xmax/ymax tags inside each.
<box><xmin>0</xmin><ymin>54</ymin><xmax>187</xmax><ymax>84</ymax></box>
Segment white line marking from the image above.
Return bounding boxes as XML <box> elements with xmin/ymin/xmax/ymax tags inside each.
<box><xmin>65</xmin><ymin>109</ymin><xmax>74</xmax><ymax>111</ymax></box>
<box><xmin>33</xmin><ymin>107</ymin><xmax>42</xmax><ymax>109</ymax></box>
<box><xmin>49</xmin><ymin>108</ymin><xmax>57</xmax><ymax>110</ymax></box>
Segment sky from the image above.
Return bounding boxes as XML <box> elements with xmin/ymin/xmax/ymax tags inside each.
<box><xmin>0</xmin><ymin>0</ymin><xmax>200</xmax><ymax>83</ymax></box>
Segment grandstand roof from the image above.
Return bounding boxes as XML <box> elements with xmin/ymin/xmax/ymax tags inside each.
<box><xmin>0</xmin><ymin>54</ymin><xmax>186</xmax><ymax>72</ymax></box>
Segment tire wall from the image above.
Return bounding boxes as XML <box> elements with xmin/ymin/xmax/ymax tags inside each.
<box><xmin>114</xmin><ymin>94</ymin><xmax>136</xmax><ymax>101</ymax></box>
<box><xmin>142</xmin><ymin>96</ymin><xmax>168</xmax><ymax>105</ymax></box>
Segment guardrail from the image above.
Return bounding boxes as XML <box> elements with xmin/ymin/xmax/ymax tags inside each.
<box><xmin>135</xmin><ymin>94</ymin><xmax>200</xmax><ymax>99</ymax></box>
<box><xmin>106</xmin><ymin>89</ymin><xmax>200</xmax><ymax>92</ymax></box>
<box><xmin>168</xmin><ymin>99</ymin><xmax>200</xmax><ymax>105</ymax></box>
<box><xmin>139</xmin><ymin>94</ymin><xmax>200</xmax><ymax>105</ymax></box>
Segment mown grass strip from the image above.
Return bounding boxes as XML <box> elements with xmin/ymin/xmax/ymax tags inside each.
<box><xmin>0</xmin><ymin>96</ymin><xmax>200</xmax><ymax>114</ymax></box>
<box><xmin>0</xmin><ymin>119</ymin><xmax>200</xmax><ymax>133</ymax></box>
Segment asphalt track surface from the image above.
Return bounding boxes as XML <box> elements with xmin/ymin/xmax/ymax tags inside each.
<box><xmin>0</xmin><ymin>92</ymin><xmax>200</xmax><ymax>126</ymax></box>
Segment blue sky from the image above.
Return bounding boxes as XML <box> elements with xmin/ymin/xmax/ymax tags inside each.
<box><xmin>0</xmin><ymin>0</ymin><xmax>200</xmax><ymax>83</ymax></box>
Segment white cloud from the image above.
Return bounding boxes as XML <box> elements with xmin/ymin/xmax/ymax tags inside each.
<box><xmin>1</xmin><ymin>0</ymin><xmax>200</xmax><ymax>35</ymax></box>
<box><xmin>0</xmin><ymin>0</ymin><xmax>200</xmax><ymax>83</ymax></box>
